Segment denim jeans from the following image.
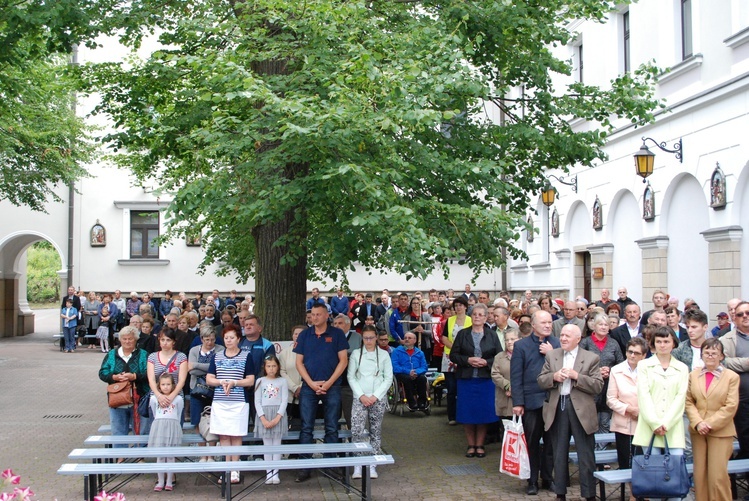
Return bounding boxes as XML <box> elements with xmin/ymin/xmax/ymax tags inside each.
<box><xmin>299</xmin><ymin>383</ymin><xmax>341</xmax><ymax>449</ymax></box>
<box><xmin>109</xmin><ymin>406</ymin><xmax>134</xmax><ymax>449</ymax></box>
<box><xmin>190</xmin><ymin>396</ymin><xmax>210</xmax><ymax>426</ymax></box>
<box><xmin>62</xmin><ymin>326</ymin><xmax>77</xmax><ymax>352</ymax></box>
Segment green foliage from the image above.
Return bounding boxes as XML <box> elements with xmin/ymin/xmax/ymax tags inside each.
<box><xmin>79</xmin><ymin>0</ymin><xmax>663</xmax><ymax>283</ymax></box>
<box><xmin>26</xmin><ymin>242</ymin><xmax>62</xmax><ymax>303</ymax></box>
<box><xmin>0</xmin><ymin>0</ymin><xmax>95</xmax><ymax>212</ymax></box>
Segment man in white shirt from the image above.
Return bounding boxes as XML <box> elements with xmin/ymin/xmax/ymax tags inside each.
<box><xmin>610</xmin><ymin>303</ymin><xmax>643</xmax><ymax>357</ymax></box>
<box><xmin>538</xmin><ymin>324</ymin><xmax>602</xmax><ymax>501</ymax></box>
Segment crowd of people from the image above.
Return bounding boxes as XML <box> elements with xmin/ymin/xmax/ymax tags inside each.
<box><xmin>88</xmin><ymin>284</ymin><xmax>748</xmax><ymax>500</ymax></box>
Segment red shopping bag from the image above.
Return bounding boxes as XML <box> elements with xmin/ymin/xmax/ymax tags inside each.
<box><xmin>499</xmin><ymin>415</ymin><xmax>530</xmax><ymax>479</ymax></box>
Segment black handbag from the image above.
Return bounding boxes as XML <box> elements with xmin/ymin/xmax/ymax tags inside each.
<box><xmin>138</xmin><ymin>390</ymin><xmax>152</xmax><ymax>418</ymax></box>
<box><xmin>631</xmin><ymin>434</ymin><xmax>690</xmax><ymax>498</ymax></box>
<box><xmin>190</xmin><ymin>376</ymin><xmax>214</xmax><ymax>399</ymax></box>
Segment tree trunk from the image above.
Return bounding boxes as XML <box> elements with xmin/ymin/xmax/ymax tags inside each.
<box><xmin>251</xmin><ymin>185</ymin><xmax>307</xmax><ymax>341</ymax></box>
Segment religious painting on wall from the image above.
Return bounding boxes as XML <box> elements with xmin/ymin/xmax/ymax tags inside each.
<box><xmin>643</xmin><ymin>183</ymin><xmax>655</xmax><ymax>221</ymax></box>
<box><xmin>710</xmin><ymin>163</ymin><xmax>726</xmax><ymax>210</ymax></box>
<box><xmin>551</xmin><ymin>208</ymin><xmax>560</xmax><ymax>238</ymax></box>
<box><xmin>592</xmin><ymin>196</ymin><xmax>603</xmax><ymax>231</ymax></box>
<box><xmin>90</xmin><ymin>221</ymin><xmax>106</xmax><ymax>247</ymax></box>
<box><xmin>526</xmin><ymin>215</ymin><xmax>534</xmax><ymax>242</ymax></box>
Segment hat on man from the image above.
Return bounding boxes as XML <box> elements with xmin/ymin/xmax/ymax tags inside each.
<box><xmin>717</xmin><ymin>312</ymin><xmax>729</xmax><ymax>319</ymax></box>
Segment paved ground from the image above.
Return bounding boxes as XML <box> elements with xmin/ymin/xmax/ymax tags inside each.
<box><xmin>0</xmin><ymin>310</ymin><xmax>612</xmax><ymax>500</ymax></box>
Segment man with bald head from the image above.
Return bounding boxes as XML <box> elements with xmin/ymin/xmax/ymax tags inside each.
<box><xmin>552</xmin><ymin>301</ymin><xmax>586</xmax><ymax>337</ymax></box>
<box><xmin>538</xmin><ymin>324</ymin><xmax>602</xmax><ymax>501</ymax></box>
<box><xmin>510</xmin><ymin>310</ymin><xmax>560</xmax><ymax>495</ymax></box>
<box><xmin>716</xmin><ymin>298</ymin><xmax>742</xmax><ymax>337</ymax></box>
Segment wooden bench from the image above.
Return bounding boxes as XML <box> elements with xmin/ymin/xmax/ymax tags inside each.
<box><xmin>97</xmin><ymin>423</ymin><xmax>195</xmax><ymax>433</ymax></box>
<box><xmin>593</xmin><ymin>458</ymin><xmax>749</xmax><ymax>501</ymax></box>
<box><xmin>68</xmin><ymin>443</ymin><xmax>372</xmax><ymax>500</ymax></box>
<box><xmin>59</xmin><ymin>452</ymin><xmax>394</xmax><ymax>501</ymax></box>
<box><xmin>84</xmin><ymin>429</ymin><xmax>353</xmax><ymax>447</ymax></box>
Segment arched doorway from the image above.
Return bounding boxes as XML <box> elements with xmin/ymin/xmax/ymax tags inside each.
<box><xmin>0</xmin><ymin>232</ymin><xmax>65</xmax><ymax>337</ymax></box>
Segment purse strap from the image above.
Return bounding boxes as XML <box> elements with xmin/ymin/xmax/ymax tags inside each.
<box><xmin>646</xmin><ymin>433</ymin><xmax>670</xmax><ymax>458</ymax></box>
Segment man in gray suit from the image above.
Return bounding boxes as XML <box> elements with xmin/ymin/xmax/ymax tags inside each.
<box><xmin>551</xmin><ymin>301</ymin><xmax>586</xmax><ymax>337</ymax></box>
<box><xmin>538</xmin><ymin>324</ymin><xmax>603</xmax><ymax>501</ymax></box>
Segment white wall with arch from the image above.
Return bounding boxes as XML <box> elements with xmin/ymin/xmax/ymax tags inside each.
<box><xmin>661</xmin><ymin>174</ymin><xmax>710</xmax><ymax>309</ymax></box>
<box><xmin>608</xmin><ymin>190</ymin><xmax>644</xmax><ymax>305</ymax></box>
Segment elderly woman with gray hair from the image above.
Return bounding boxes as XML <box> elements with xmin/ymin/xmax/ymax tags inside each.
<box><xmin>580</xmin><ymin>311</ymin><xmax>624</xmax><ymax>436</ymax></box>
<box><xmin>99</xmin><ymin>326</ymin><xmax>149</xmax><ymax>444</ymax></box>
<box><xmin>449</xmin><ymin>302</ymin><xmax>502</xmax><ymax>458</ymax></box>
<box><xmin>188</xmin><ymin>324</ymin><xmax>224</xmax><ymax>426</ymax></box>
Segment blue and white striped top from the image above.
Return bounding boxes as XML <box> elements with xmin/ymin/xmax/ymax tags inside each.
<box><xmin>208</xmin><ymin>350</ymin><xmax>253</xmax><ymax>403</ymax></box>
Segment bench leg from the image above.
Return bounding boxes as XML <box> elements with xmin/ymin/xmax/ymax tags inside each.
<box><xmin>619</xmin><ymin>481</ymin><xmax>624</xmax><ymax>501</ymax></box>
<box><xmin>360</xmin><ymin>467</ymin><xmax>371</xmax><ymax>501</ymax></box>
<box><xmin>224</xmin><ymin>471</ymin><xmax>231</xmax><ymax>501</ymax></box>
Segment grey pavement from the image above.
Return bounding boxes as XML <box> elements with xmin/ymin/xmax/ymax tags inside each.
<box><xmin>1</xmin><ymin>309</ymin><xmax>583</xmax><ymax>500</ymax></box>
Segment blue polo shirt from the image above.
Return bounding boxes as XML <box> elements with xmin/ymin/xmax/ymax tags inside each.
<box><xmin>294</xmin><ymin>325</ymin><xmax>348</xmax><ymax>383</ymax></box>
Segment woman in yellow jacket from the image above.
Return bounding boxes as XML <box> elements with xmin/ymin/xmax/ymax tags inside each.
<box><xmin>633</xmin><ymin>327</ymin><xmax>689</xmax><ymax>500</ymax></box>
<box><xmin>685</xmin><ymin>338</ymin><xmax>739</xmax><ymax>501</ymax></box>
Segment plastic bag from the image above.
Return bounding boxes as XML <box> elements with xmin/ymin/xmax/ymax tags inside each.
<box><xmin>499</xmin><ymin>415</ymin><xmax>530</xmax><ymax>479</ymax></box>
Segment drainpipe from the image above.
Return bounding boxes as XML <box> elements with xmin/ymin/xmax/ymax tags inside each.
<box><xmin>67</xmin><ymin>45</ymin><xmax>78</xmax><ymax>289</ymax></box>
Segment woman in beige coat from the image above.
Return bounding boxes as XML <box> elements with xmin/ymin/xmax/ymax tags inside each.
<box><xmin>491</xmin><ymin>328</ymin><xmax>518</xmax><ymax>420</ymax></box>
<box><xmin>685</xmin><ymin>338</ymin><xmax>739</xmax><ymax>501</ymax></box>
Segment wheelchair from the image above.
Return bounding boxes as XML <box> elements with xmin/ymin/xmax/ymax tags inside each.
<box><xmin>386</xmin><ymin>374</ymin><xmax>432</xmax><ymax>416</ymax></box>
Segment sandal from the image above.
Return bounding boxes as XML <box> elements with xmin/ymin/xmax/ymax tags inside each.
<box><xmin>465</xmin><ymin>446</ymin><xmax>476</xmax><ymax>458</ymax></box>
<box><xmin>230</xmin><ymin>471</ymin><xmax>240</xmax><ymax>484</ymax></box>
<box><xmin>475</xmin><ymin>446</ymin><xmax>486</xmax><ymax>458</ymax></box>
<box><xmin>153</xmin><ymin>485</ymin><xmax>163</xmax><ymax>492</ymax></box>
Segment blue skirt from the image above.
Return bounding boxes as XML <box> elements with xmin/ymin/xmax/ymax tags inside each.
<box><xmin>456</xmin><ymin>378</ymin><xmax>498</xmax><ymax>425</ymax></box>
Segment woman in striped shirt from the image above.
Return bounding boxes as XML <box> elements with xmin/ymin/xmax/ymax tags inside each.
<box><xmin>206</xmin><ymin>326</ymin><xmax>255</xmax><ymax>484</ymax></box>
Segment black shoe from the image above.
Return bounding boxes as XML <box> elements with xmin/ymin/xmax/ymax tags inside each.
<box><xmin>541</xmin><ymin>479</ymin><xmax>555</xmax><ymax>491</ymax></box>
<box><xmin>295</xmin><ymin>470</ymin><xmax>311</xmax><ymax>483</ymax></box>
<box><xmin>527</xmin><ymin>483</ymin><xmax>539</xmax><ymax>495</ymax></box>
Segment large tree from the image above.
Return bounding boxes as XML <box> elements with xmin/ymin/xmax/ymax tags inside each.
<box><xmin>0</xmin><ymin>0</ymin><xmax>95</xmax><ymax>211</ymax></box>
<box><xmin>82</xmin><ymin>0</ymin><xmax>661</xmax><ymax>339</ymax></box>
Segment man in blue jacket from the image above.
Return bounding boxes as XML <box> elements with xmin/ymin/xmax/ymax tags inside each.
<box><xmin>391</xmin><ymin>331</ymin><xmax>429</xmax><ymax>411</ymax></box>
<box><xmin>510</xmin><ymin>310</ymin><xmax>560</xmax><ymax>495</ymax></box>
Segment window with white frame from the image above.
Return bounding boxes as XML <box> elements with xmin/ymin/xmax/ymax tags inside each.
<box><xmin>130</xmin><ymin>211</ymin><xmax>160</xmax><ymax>258</ymax></box>
<box><xmin>681</xmin><ymin>0</ymin><xmax>693</xmax><ymax>59</ymax></box>
<box><xmin>622</xmin><ymin>10</ymin><xmax>631</xmax><ymax>73</ymax></box>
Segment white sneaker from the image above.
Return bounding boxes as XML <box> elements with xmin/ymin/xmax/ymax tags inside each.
<box><xmin>369</xmin><ymin>465</ymin><xmax>378</xmax><ymax>479</ymax></box>
<box><xmin>272</xmin><ymin>470</ymin><xmax>280</xmax><ymax>484</ymax></box>
<box><xmin>230</xmin><ymin>471</ymin><xmax>240</xmax><ymax>484</ymax></box>
<box><xmin>352</xmin><ymin>466</ymin><xmax>362</xmax><ymax>479</ymax></box>
<box><xmin>265</xmin><ymin>470</ymin><xmax>274</xmax><ymax>485</ymax></box>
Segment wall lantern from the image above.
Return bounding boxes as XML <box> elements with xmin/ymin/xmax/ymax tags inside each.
<box><xmin>634</xmin><ymin>136</ymin><xmax>683</xmax><ymax>182</ymax></box>
<box><xmin>541</xmin><ymin>174</ymin><xmax>578</xmax><ymax>207</ymax></box>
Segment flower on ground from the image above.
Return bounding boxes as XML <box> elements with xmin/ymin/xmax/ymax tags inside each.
<box><xmin>0</xmin><ymin>471</ymin><xmax>19</xmax><ymax>486</ymax></box>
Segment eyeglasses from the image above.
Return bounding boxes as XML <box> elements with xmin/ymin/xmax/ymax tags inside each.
<box><xmin>735</xmin><ymin>311</ymin><xmax>749</xmax><ymax>318</ymax></box>
<box><xmin>578</xmin><ymin>307</ymin><xmax>586</xmax><ymax>311</ymax></box>
<box><xmin>626</xmin><ymin>350</ymin><xmax>643</xmax><ymax>356</ymax></box>
<box><xmin>702</xmin><ymin>352</ymin><xmax>721</xmax><ymax>358</ymax></box>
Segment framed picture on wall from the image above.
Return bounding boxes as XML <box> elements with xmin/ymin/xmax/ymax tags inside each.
<box><xmin>526</xmin><ymin>215</ymin><xmax>534</xmax><ymax>242</ymax></box>
<box><xmin>90</xmin><ymin>221</ymin><xmax>106</xmax><ymax>247</ymax></box>
<box><xmin>643</xmin><ymin>183</ymin><xmax>655</xmax><ymax>221</ymax></box>
<box><xmin>551</xmin><ymin>208</ymin><xmax>560</xmax><ymax>237</ymax></box>
<box><xmin>710</xmin><ymin>163</ymin><xmax>726</xmax><ymax>210</ymax></box>
<box><xmin>592</xmin><ymin>196</ymin><xmax>603</xmax><ymax>231</ymax></box>
<box><xmin>185</xmin><ymin>228</ymin><xmax>202</xmax><ymax>247</ymax></box>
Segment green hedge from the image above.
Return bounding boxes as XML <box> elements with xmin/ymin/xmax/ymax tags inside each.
<box><xmin>27</xmin><ymin>241</ymin><xmax>61</xmax><ymax>303</ymax></box>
